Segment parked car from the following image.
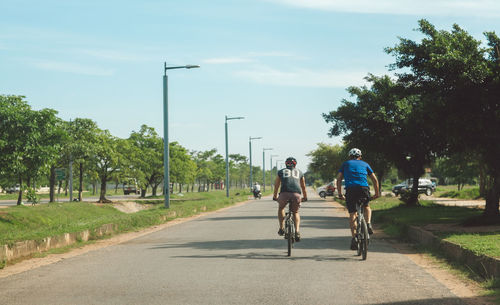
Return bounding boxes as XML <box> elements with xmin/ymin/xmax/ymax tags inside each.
<box><xmin>392</xmin><ymin>178</ymin><xmax>435</xmax><ymax>196</ymax></box>
<box><xmin>123</xmin><ymin>179</ymin><xmax>140</xmax><ymax>195</ymax></box>
<box><xmin>5</xmin><ymin>185</ymin><xmax>20</xmax><ymax>194</ymax></box>
<box><xmin>318</xmin><ymin>181</ymin><xmax>336</xmax><ymax>198</ymax></box>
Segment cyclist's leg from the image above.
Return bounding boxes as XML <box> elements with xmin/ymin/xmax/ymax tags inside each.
<box><xmin>277</xmin><ymin>193</ymin><xmax>290</xmax><ymax>233</ymax></box>
<box><xmin>364</xmin><ymin>205</ymin><xmax>372</xmax><ymax>223</ymax></box>
<box><xmin>345</xmin><ymin>187</ymin><xmax>358</xmax><ymax>238</ymax></box>
<box><xmin>349</xmin><ymin>212</ymin><xmax>357</xmax><ymax>238</ymax></box>
<box><xmin>290</xmin><ymin>193</ymin><xmax>302</xmax><ymax>232</ymax></box>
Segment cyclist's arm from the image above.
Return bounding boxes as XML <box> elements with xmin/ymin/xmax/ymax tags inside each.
<box><xmin>336</xmin><ymin>172</ymin><xmax>344</xmax><ymax>199</ymax></box>
<box><xmin>273</xmin><ymin>176</ymin><xmax>281</xmax><ymax>200</ymax></box>
<box><xmin>300</xmin><ymin>177</ymin><xmax>307</xmax><ymax>200</ymax></box>
<box><xmin>369</xmin><ymin>173</ymin><xmax>380</xmax><ymax>199</ymax></box>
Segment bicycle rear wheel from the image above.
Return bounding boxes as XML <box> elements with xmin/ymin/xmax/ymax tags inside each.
<box><xmin>287</xmin><ymin>219</ymin><xmax>294</xmax><ymax>256</ymax></box>
<box><xmin>356</xmin><ymin>218</ymin><xmax>362</xmax><ymax>256</ymax></box>
<box><xmin>360</xmin><ymin>219</ymin><xmax>368</xmax><ymax>260</ymax></box>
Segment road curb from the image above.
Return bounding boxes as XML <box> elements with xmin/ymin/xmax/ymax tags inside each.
<box><xmin>0</xmin><ymin>224</ymin><xmax>117</xmax><ymax>264</ymax></box>
<box><xmin>407</xmin><ymin>225</ymin><xmax>500</xmax><ymax>278</ymax></box>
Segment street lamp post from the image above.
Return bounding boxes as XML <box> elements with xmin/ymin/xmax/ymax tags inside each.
<box><xmin>270</xmin><ymin>154</ymin><xmax>278</xmax><ymax>190</ymax></box>
<box><xmin>249</xmin><ymin>136</ymin><xmax>262</xmax><ymax>190</ymax></box>
<box><xmin>275</xmin><ymin>159</ymin><xmax>283</xmax><ymax>182</ymax></box>
<box><xmin>163</xmin><ymin>62</ymin><xmax>200</xmax><ymax>208</ymax></box>
<box><xmin>262</xmin><ymin>148</ymin><xmax>273</xmax><ymax>191</ymax></box>
<box><xmin>225</xmin><ymin>115</ymin><xmax>245</xmax><ymax>197</ymax></box>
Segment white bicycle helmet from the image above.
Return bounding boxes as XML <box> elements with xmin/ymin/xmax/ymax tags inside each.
<box><xmin>348</xmin><ymin>148</ymin><xmax>362</xmax><ymax>158</ymax></box>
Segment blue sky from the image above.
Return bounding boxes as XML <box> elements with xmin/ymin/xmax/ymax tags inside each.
<box><xmin>1</xmin><ymin>0</ymin><xmax>499</xmax><ymax>172</ymax></box>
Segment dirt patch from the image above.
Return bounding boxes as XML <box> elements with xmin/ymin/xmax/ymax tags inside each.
<box><xmin>108</xmin><ymin>201</ymin><xmax>150</xmax><ymax>213</ymax></box>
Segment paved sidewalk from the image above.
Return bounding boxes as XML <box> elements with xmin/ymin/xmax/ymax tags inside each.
<box><xmin>424</xmin><ymin>195</ymin><xmax>485</xmax><ymax>208</ymax></box>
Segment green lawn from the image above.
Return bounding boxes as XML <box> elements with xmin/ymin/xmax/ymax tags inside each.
<box><xmin>0</xmin><ymin>189</ymin><xmax>260</xmax><ymax>246</ymax></box>
<box><xmin>370</xmin><ymin>197</ymin><xmax>499</xmax><ymax>259</ymax></box>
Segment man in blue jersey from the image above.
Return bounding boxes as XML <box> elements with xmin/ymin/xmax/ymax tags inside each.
<box><xmin>273</xmin><ymin>157</ymin><xmax>307</xmax><ymax>242</ymax></box>
<box><xmin>336</xmin><ymin>148</ymin><xmax>380</xmax><ymax>250</ymax></box>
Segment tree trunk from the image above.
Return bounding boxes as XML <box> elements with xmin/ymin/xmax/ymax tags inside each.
<box><xmin>179</xmin><ymin>183</ymin><xmax>182</xmax><ymax>193</ymax></box>
<box><xmin>479</xmin><ymin>165</ymin><xmax>487</xmax><ymax>198</ymax></box>
<box><xmin>406</xmin><ymin>176</ymin><xmax>420</xmax><ymax>206</ymax></box>
<box><xmin>483</xmin><ymin>173</ymin><xmax>500</xmax><ymax>223</ymax></box>
<box><xmin>79</xmin><ymin>163</ymin><xmax>83</xmax><ymax>201</ymax></box>
<box><xmin>49</xmin><ymin>165</ymin><xmax>56</xmax><ymax>202</ymax></box>
<box><xmin>98</xmin><ymin>177</ymin><xmax>110</xmax><ymax>203</ymax></box>
<box><xmin>16</xmin><ymin>176</ymin><xmax>23</xmax><ymax>205</ymax></box>
<box><xmin>153</xmin><ymin>185</ymin><xmax>158</xmax><ymax>196</ymax></box>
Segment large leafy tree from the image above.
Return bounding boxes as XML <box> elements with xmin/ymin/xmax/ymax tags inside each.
<box><xmin>229</xmin><ymin>154</ymin><xmax>248</xmax><ymax>189</ymax></box>
<box><xmin>64</xmin><ymin>118</ymin><xmax>99</xmax><ymax>201</ymax></box>
<box><xmin>0</xmin><ymin>95</ymin><xmax>64</xmax><ymax>204</ymax></box>
<box><xmin>386</xmin><ymin>20</ymin><xmax>500</xmax><ymax>221</ymax></box>
<box><xmin>324</xmin><ymin>75</ymin><xmax>438</xmax><ymax>205</ymax></box>
<box><xmin>128</xmin><ymin>125</ymin><xmax>163</xmax><ymax>197</ymax></box>
<box><xmin>93</xmin><ymin>130</ymin><xmax>123</xmax><ymax>203</ymax></box>
<box><xmin>170</xmin><ymin>142</ymin><xmax>196</xmax><ymax>193</ymax></box>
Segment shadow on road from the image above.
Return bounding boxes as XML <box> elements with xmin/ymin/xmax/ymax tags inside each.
<box><xmin>149</xmin><ymin>235</ymin><xmax>398</xmax><ymax>256</ymax></box>
<box><xmin>169</xmin><ymin>252</ymin><xmax>361</xmax><ymax>262</ymax></box>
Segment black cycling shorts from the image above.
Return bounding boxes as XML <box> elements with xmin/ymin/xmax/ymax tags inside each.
<box><xmin>345</xmin><ymin>186</ymin><xmax>370</xmax><ymax>214</ymax></box>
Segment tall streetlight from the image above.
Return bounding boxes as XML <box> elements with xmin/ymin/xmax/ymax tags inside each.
<box><xmin>275</xmin><ymin>159</ymin><xmax>283</xmax><ymax>172</ymax></box>
<box><xmin>163</xmin><ymin>62</ymin><xmax>200</xmax><ymax>208</ymax></box>
<box><xmin>275</xmin><ymin>159</ymin><xmax>283</xmax><ymax>183</ymax></box>
<box><xmin>249</xmin><ymin>136</ymin><xmax>262</xmax><ymax>189</ymax></box>
<box><xmin>262</xmin><ymin>148</ymin><xmax>273</xmax><ymax>191</ymax></box>
<box><xmin>225</xmin><ymin>115</ymin><xmax>245</xmax><ymax>197</ymax></box>
<box><xmin>270</xmin><ymin>154</ymin><xmax>279</xmax><ymax>189</ymax></box>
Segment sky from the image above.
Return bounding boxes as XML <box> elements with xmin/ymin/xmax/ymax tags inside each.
<box><xmin>1</xmin><ymin>0</ymin><xmax>499</xmax><ymax>172</ymax></box>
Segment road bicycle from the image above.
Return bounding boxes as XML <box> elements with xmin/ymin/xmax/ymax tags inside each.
<box><xmin>354</xmin><ymin>198</ymin><xmax>370</xmax><ymax>260</ymax></box>
<box><xmin>281</xmin><ymin>198</ymin><xmax>307</xmax><ymax>256</ymax></box>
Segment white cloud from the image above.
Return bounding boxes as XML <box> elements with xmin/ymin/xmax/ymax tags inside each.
<box><xmin>268</xmin><ymin>0</ymin><xmax>500</xmax><ymax>17</ymax></box>
<box><xmin>33</xmin><ymin>61</ymin><xmax>114</xmax><ymax>76</ymax></box>
<box><xmin>235</xmin><ymin>65</ymin><xmax>375</xmax><ymax>88</ymax></box>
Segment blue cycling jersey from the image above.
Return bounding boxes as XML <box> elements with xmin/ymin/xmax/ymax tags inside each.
<box><xmin>338</xmin><ymin>159</ymin><xmax>374</xmax><ymax>189</ymax></box>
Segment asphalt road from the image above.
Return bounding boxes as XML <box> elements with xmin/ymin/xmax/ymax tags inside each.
<box><xmin>0</xmin><ymin>194</ymin><xmax>466</xmax><ymax>305</ymax></box>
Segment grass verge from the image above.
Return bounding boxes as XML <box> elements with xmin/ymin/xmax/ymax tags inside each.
<box><xmin>0</xmin><ymin>189</ymin><xmax>259</xmax><ymax>246</ymax></box>
<box><xmin>368</xmin><ymin>196</ymin><xmax>499</xmax><ymax>299</ymax></box>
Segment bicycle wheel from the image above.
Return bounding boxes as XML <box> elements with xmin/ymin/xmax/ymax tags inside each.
<box><xmin>356</xmin><ymin>218</ymin><xmax>362</xmax><ymax>256</ymax></box>
<box><xmin>360</xmin><ymin>219</ymin><xmax>368</xmax><ymax>260</ymax></box>
<box><xmin>287</xmin><ymin>219</ymin><xmax>294</xmax><ymax>256</ymax></box>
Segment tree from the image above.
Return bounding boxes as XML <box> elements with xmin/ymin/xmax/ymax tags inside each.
<box><xmin>229</xmin><ymin>154</ymin><xmax>248</xmax><ymax>188</ymax></box>
<box><xmin>386</xmin><ymin>20</ymin><xmax>500</xmax><ymax>221</ymax></box>
<box><xmin>433</xmin><ymin>154</ymin><xmax>479</xmax><ymax>190</ymax></box>
<box><xmin>170</xmin><ymin>142</ymin><xmax>196</xmax><ymax>193</ymax></box>
<box><xmin>93</xmin><ymin>130</ymin><xmax>123</xmax><ymax>203</ymax></box>
<box><xmin>306</xmin><ymin>143</ymin><xmax>344</xmax><ymax>183</ymax></box>
<box><xmin>324</xmin><ymin>75</ymin><xmax>438</xmax><ymax>205</ymax></box>
<box><xmin>0</xmin><ymin>95</ymin><xmax>64</xmax><ymax>204</ymax></box>
<box><xmin>128</xmin><ymin>125</ymin><xmax>164</xmax><ymax>197</ymax></box>
<box><xmin>64</xmin><ymin>118</ymin><xmax>99</xmax><ymax>201</ymax></box>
